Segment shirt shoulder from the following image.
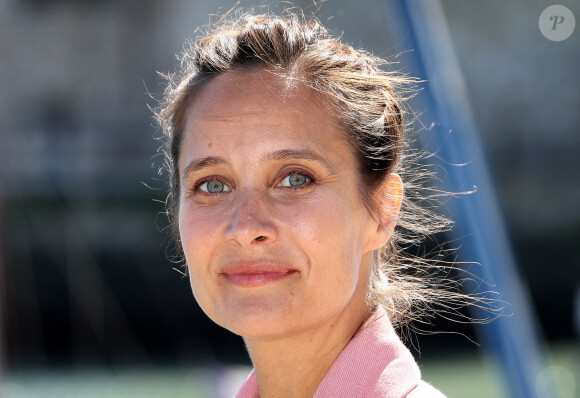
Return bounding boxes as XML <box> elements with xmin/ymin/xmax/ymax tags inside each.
<box><xmin>315</xmin><ymin>309</ymin><xmax>446</xmax><ymax>398</ymax></box>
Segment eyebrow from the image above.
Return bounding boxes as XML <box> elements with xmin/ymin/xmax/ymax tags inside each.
<box><xmin>182</xmin><ymin>156</ymin><xmax>227</xmax><ymax>183</ymax></box>
<box><xmin>181</xmin><ymin>148</ymin><xmax>336</xmax><ymax>184</ymax></box>
<box><xmin>262</xmin><ymin>149</ymin><xmax>336</xmax><ymax>172</ymax></box>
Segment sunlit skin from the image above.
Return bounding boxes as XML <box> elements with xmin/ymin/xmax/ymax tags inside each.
<box><xmin>178</xmin><ymin>69</ymin><xmax>403</xmax><ymax>398</ymax></box>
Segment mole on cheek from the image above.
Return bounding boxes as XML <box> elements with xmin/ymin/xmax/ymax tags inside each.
<box><xmin>208</xmin><ymin>143</ymin><xmax>213</xmax><ymax>149</ymax></box>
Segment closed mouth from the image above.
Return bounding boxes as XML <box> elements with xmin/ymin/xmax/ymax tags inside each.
<box><xmin>220</xmin><ymin>262</ymin><xmax>297</xmax><ymax>287</ymax></box>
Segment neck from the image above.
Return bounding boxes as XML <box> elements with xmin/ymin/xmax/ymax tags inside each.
<box><xmin>244</xmin><ymin>303</ymin><xmax>369</xmax><ymax>398</ymax></box>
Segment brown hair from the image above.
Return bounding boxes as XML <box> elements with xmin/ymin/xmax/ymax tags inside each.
<box><xmin>154</xmin><ymin>10</ymin><xmax>478</xmax><ymax>329</ymax></box>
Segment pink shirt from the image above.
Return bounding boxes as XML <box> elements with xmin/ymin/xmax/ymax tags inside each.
<box><xmin>234</xmin><ymin>309</ymin><xmax>445</xmax><ymax>397</ymax></box>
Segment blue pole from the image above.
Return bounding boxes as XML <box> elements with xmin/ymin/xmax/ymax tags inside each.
<box><xmin>383</xmin><ymin>1</ymin><xmax>553</xmax><ymax>397</ymax></box>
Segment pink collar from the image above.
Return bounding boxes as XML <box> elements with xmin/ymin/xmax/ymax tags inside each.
<box><xmin>235</xmin><ymin>308</ymin><xmax>423</xmax><ymax>398</ymax></box>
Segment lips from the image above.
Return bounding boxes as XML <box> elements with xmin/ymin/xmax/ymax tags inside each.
<box><xmin>220</xmin><ymin>262</ymin><xmax>297</xmax><ymax>287</ymax></box>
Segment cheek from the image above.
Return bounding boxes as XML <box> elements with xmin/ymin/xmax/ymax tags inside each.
<box><xmin>277</xmin><ymin>195</ymin><xmax>346</xmax><ymax>245</ymax></box>
<box><xmin>280</xmin><ymin>193</ymin><xmax>365</xmax><ymax>267</ymax></box>
<box><xmin>290</xmin><ymin>198</ymin><xmax>369</xmax><ymax>313</ymax></box>
<box><xmin>178</xmin><ymin>203</ymin><xmax>224</xmax><ymax>272</ymax></box>
<box><xmin>178</xmin><ymin>204</ymin><xmax>227</xmax><ymax>314</ymax></box>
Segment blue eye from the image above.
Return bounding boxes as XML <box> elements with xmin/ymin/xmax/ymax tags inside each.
<box><xmin>199</xmin><ymin>179</ymin><xmax>231</xmax><ymax>193</ymax></box>
<box><xmin>279</xmin><ymin>173</ymin><xmax>311</xmax><ymax>188</ymax></box>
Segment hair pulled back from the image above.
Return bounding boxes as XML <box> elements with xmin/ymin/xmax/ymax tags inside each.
<box><xmin>155</xmin><ymin>10</ymin><xmax>471</xmax><ymax>329</ymax></box>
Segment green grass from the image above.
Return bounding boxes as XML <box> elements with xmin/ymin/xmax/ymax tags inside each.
<box><xmin>421</xmin><ymin>341</ymin><xmax>580</xmax><ymax>398</ymax></box>
<box><xmin>1</xmin><ymin>342</ymin><xmax>577</xmax><ymax>398</ymax></box>
<box><xmin>421</xmin><ymin>352</ymin><xmax>504</xmax><ymax>397</ymax></box>
<box><xmin>0</xmin><ymin>366</ymin><xmax>248</xmax><ymax>398</ymax></box>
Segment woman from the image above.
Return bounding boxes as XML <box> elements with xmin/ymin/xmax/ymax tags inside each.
<box><xmin>156</xmin><ymin>11</ymin><xmax>451</xmax><ymax>397</ymax></box>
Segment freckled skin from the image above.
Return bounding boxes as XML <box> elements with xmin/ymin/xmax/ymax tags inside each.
<box><xmin>177</xmin><ymin>69</ymin><xmax>388</xmax><ymax>340</ymax></box>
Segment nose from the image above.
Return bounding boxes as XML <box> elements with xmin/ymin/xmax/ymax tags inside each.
<box><xmin>224</xmin><ymin>190</ymin><xmax>278</xmax><ymax>246</ymax></box>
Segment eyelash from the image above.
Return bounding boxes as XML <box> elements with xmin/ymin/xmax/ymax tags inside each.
<box><xmin>278</xmin><ymin>169</ymin><xmax>316</xmax><ymax>189</ymax></box>
<box><xmin>190</xmin><ymin>168</ymin><xmax>316</xmax><ymax>195</ymax></box>
<box><xmin>193</xmin><ymin>175</ymin><xmax>231</xmax><ymax>194</ymax></box>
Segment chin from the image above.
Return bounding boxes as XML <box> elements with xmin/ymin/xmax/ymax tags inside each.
<box><xmin>210</xmin><ymin>295</ymin><xmax>305</xmax><ymax>340</ymax></box>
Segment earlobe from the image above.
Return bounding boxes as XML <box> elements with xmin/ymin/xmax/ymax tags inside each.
<box><xmin>372</xmin><ymin>173</ymin><xmax>404</xmax><ymax>248</ymax></box>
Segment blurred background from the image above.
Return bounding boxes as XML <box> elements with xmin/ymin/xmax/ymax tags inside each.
<box><xmin>0</xmin><ymin>0</ymin><xmax>578</xmax><ymax>397</ymax></box>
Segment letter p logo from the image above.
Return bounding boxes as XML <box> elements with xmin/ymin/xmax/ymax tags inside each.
<box><xmin>540</xmin><ymin>5</ymin><xmax>575</xmax><ymax>41</ymax></box>
<box><xmin>551</xmin><ymin>15</ymin><xmax>565</xmax><ymax>30</ymax></box>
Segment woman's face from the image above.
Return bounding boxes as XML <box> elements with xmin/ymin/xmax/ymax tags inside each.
<box><xmin>178</xmin><ymin>70</ymin><xmax>388</xmax><ymax>339</ymax></box>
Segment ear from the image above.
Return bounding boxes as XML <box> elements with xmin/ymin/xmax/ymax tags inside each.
<box><xmin>366</xmin><ymin>173</ymin><xmax>404</xmax><ymax>251</ymax></box>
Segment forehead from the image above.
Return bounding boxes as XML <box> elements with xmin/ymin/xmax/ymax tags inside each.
<box><xmin>188</xmin><ymin>69</ymin><xmax>317</xmax><ymax>118</ymax></box>
<box><xmin>181</xmin><ymin>69</ymin><xmax>348</xmax><ymax>155</ymax></box>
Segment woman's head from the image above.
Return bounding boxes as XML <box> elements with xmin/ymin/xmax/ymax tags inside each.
<box><xmin>155</xmin><ymin>11</ymin><xmax>452</xmax><ymax>331</ymax></box>
<box><xmin>158</xmin><ymin>12</ymin><xmax>408</xmax><ymax>224</ymax></box>
<box><xmin>174</xmin><ymin>69</ymin><xmax>399</xmax><ymax>337</ymax></box>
